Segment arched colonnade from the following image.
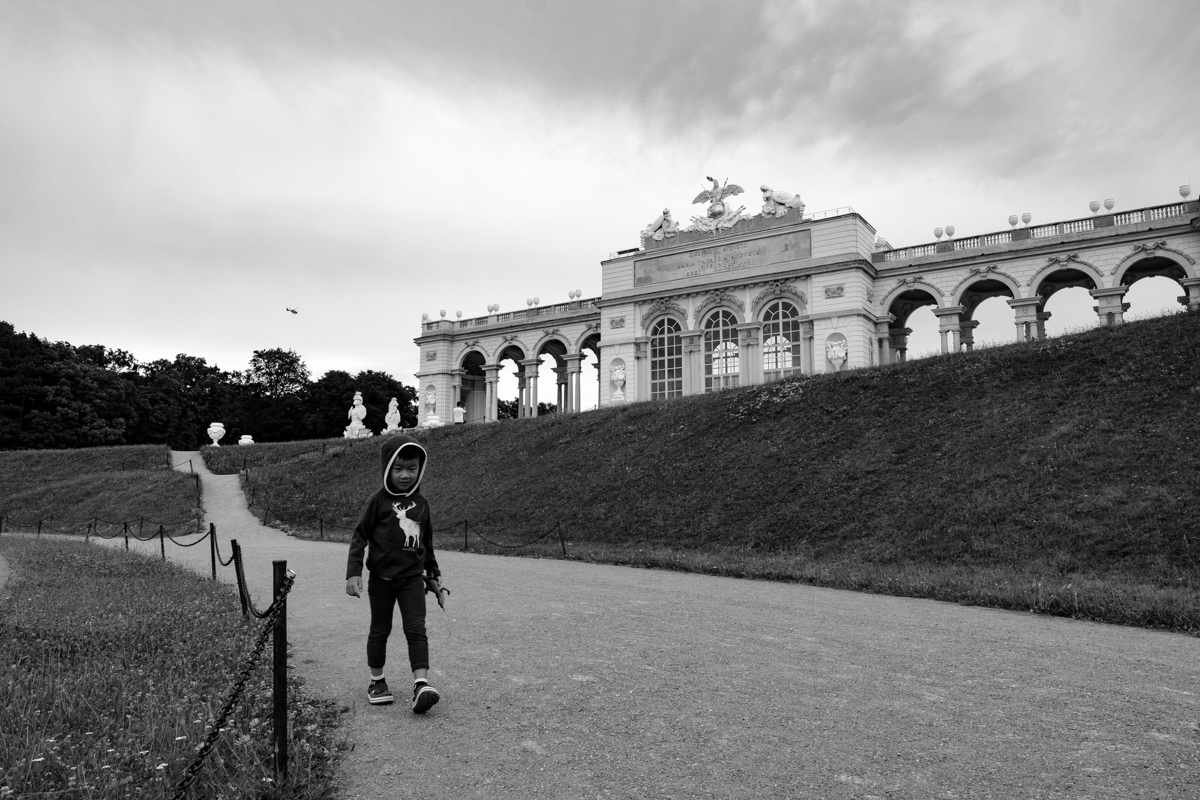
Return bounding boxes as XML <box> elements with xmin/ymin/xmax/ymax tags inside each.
<box><xmin>876</xmin><ymin>247</ymin><xmax>1200</xmax><ymax>364</ymax></box>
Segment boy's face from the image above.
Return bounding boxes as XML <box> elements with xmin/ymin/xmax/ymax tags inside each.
<box><xmin>390</xmin><ymin>456</ymin><xmax>421</xmax><ymax>492</ymax></box>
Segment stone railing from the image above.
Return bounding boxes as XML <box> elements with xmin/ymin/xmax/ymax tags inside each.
<box><xmin>420</xmin><ymin>298</ymin><xmax>600</xmax><ymax>332</ymax></box>
<box><xmin>876</xmin><ymin>201</ymin><xmax>1197</xmax><ymax>263</ymax></box>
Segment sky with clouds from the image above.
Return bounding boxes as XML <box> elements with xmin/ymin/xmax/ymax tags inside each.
<box><xmin>2</xmin><ymin>0</ymin><xmax>1198</xmax><ymax>392</ymax></box>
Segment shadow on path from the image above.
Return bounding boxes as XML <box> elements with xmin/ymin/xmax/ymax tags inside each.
<box><xmin>94</xmin><ymin>450</ymin><xmax>1200</xmax><ymax>799</ymax></box>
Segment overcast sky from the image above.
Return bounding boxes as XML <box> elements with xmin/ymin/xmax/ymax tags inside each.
<box><xmin>2</xmin><ymin>0</ymin><xmax>1198</xmax><ymax>389</ymax></box>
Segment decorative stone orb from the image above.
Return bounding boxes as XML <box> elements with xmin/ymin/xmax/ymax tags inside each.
<box><xmin>207</xmin><ymin>422</ymin><xmax>226</xmax><ymax>447</ymax></box>
<box><xmin>238</xmin><ymin>435</ymin><xmax>254</xmax><ymax>445</ymax></box>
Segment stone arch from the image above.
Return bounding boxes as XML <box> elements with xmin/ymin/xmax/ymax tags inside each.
<box><xmin>1028</xmin><ymin>255</ymin><xmax>1106</xmax><ymax>298</ymax></box>
<box><xmin>533</xmin><ymin>332</ymin><xmax>571</xmax><ymax>367</ymax></box>
<box><xmin>573</xmin><ymin>323</ymin><xmax>601</xmax><ymax>354</ymax></box>
<box><xmin>640</xmin><ymin>297</ymin><xmax>688</xmax><ymax>333</ymax></box>
<box><xmin>1111</xmin><ymin>244</ymin><xmax>1196</xmax><ymax>287</ymax></box>
<box><xmin>950</xmin><ymin>267</ymin><xmax>1022</xmax><ymax>307</ymax></box>
<box><xmin>879</xmin><ymin>279</ymin><xmax>944</xmax><ymax>314</ymax></box>
<box><xmin>493</xmin><ymin>339</ymin><xmax>527</xmax><ymax>364</ymax></box>
<box><xmin>882</xmin><ymin>285</ymin><xmax>942</xmax><ymax>328</ymax></box>
<box><xmin>950</xmin><ymin>268</ymin><xmax>1021</xmax><ymax>321</ymax></box>
<box><xmin>458</xmin><ymin>342</ymin><xmax>489</xmax><ymax>364</ymax></box>
<box><xmin>694</xmin><ymin>289</ymin><xmax>747</xmax><ymax>325</ymax></box>
<box><xmin>751</xmin><ymin>281</ymin><xmax>807</xmax><ymax>317</ymax></box>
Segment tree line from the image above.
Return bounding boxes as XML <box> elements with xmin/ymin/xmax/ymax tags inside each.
<box><xmin>0</xmin><ymin>321</ymin><xmax>418</xmax><ymax>450</ymax></box>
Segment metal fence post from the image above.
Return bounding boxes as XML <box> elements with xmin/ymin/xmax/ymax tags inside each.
<box><xmin>463</xmin><ymin>520</ymin><xmax>469</xmax><ymax>552</ymax></box>
<box><xmin>158</xmin><ymin>526</ymin><xmax>166</xmax><ymax>560</ymax></box>
<box><xmin>209</xmin><ymin>524</ymin><xmax>217</xmax><ymax>581</ymax></box>
<box><xmin>37</xmin><ymin>519</ymin><xmax>42</xmax><ymax>538</ymax></box>
<box><xmin>123</xmin><ymin>521</ymin><xmax>129</xmax><ymax>551</ymax></box>
<box><xmin>273</xmin><ymin>560</ymin><xmax>288</xmax><ymax>780</ymax></box>
<box><xmin>318</xmin><ymin>518</ymin><xmax>323</xmax><ymax>540</ymax></box>
<box><xmin>558</xmin><ymin>524</ymin><xmax>567</xmax><ymax>558</ymax></box>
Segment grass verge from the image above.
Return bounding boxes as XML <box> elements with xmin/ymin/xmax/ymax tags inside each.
<box><xmin>0</xmin><ymin>536</ymin><xmax>343</xmax><ymax>799</ymax></box>
<box><xmin>201</xmin><ymin>312</ymin><xmax>1200</xmax><ymax>634</ymax></box>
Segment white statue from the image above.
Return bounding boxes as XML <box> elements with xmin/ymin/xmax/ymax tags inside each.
<box><xmin>825</xmin><ymin>340</ymin><xmax>848</xmax><ymax>372</ymax></box>
<box><xmin>384</xmin><ymin>397</ymin><xmax>402</xmax><ymax>433</ymax></box>
<box><xmin>206</xmin><ymin>422</ymin><xmax>226</xmax><ymax>447</ymax></box>
<box><xmin>760</xmin><ymin>185</ymin><xmax>806</xmax><ymax>219</ymax></box>
<box><xmin>343</xmin><ymin>391</ymin><xmax>374</xmax><ymax>439</ymax></box>
<box><xmin>640</xmin><ymin>208</ymin><xmax>680</xmax><ymax>242</ymax></box>
<box><xmin>423</xmin><ymin>386</ymin><xmax>443</xmax><ymax>427</ymax></box>
<box><xmin>610</xmin><ymin>363</ymin><xmax>627</xmax><ymax>403</ymax></box>
<box><xmin>688</xmin><ymin>176</ymin><xmax>747</xmax><ymax>233</ymax></box>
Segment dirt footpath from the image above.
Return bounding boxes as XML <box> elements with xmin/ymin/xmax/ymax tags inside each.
<box><xmin>104</xmin><ymin>452</ymin><xmax>1200</xmax><ymax>799</ymax></box>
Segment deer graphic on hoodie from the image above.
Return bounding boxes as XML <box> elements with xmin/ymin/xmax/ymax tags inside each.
<box><xmin>346</xmin><ymin>435</ymin><xmax>440</xmax><ymax>582</ymax></box>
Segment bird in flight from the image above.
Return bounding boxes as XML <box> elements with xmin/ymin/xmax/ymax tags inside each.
<box><xmin>286</xmin><ymin>308</ymin><xmax>298</xmax><ymax>314</ymax></box>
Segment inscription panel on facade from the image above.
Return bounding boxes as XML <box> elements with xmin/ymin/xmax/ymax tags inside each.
<box><xmin>634</xmin><ymin>230</ymin><xmax>812</xmax><ymax>287</ymax></box>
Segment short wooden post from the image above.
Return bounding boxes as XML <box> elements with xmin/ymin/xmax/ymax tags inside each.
<box><xmin>272</xmin><ymin>560</ymin><xmax>289</xmax><ymax>780</ymax></box>
<box><xmin>37</xmin><ymin>519</ymin><xmax>42</xmax><ymax>537</ymax></box>
<box><xmin>123</xmin><ymin>521</ymin><xmax>129</xmax><ymax>551</ymax></box>
<box><xmin>159</xmin><ymin>526</ymin><xmax>166</xmax><ymax>560</ymax></box>
<box><xmin>463</xmin><ymin>520</ymin><xmax>469</xmax><ymax>552</ymax></box>
<box><xmin>318</xmin><ymin>518</ymin><xmax>323</xmax><ymax>540</ymax></box>
<box><xmin>558</xmin><ymin>524</ymin><xmax>567</xmax><ymax>558</ymax></box>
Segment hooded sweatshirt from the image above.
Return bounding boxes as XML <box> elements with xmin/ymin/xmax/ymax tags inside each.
<box><xmin>345</xmin><ymin>435</ymin><xmax>440</xmax><ymax>581</ymax></box>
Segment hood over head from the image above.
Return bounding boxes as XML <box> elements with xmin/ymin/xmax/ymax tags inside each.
<box><xmin>380</xmin><ymin>434</ymin><xmax>428</xmax><ymax>497</ymax></box>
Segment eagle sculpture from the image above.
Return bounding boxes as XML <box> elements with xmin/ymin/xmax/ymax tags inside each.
<box><xmin>692</xmin><ymin>176</ymin><xmax>744</xmax><ymax>208</ymax></box>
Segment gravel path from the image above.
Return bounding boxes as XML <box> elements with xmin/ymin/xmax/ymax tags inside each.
<box><xmin>99</xmin><ymin>452</ymin><xmax>1200</xmax><ymax>798</ymax></box>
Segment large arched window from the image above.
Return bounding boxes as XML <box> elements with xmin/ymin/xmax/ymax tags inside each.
<box><xmin>650</xmin><ymin>317</ymin><xmax>683</xmax><ymax>400</ymax></box>
<box><xmin>762</xmin><ymin>299</ymin><xmax>802</xmax><ymax>381</ymax></box>
<box><xmin>704</xmin><ymin>309</ymin><xmax>740</xmax><ymax>392</ymax></box>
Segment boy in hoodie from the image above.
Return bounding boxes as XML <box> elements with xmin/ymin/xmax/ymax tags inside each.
<box><xmin>346</xmin><ymin>435</ymin><xmax>448</xmax><ymax>713</ymax></box>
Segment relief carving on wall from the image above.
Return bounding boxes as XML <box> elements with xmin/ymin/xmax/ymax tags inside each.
<box><xmin>694</xmin><ymin>288</ymin><xmax>746</xmax><ymax>322</ymax></box>
<box><xmin>609</xmin><ymin>316</ymin><xmax>626</xmax><ymax>329</ymax></box>
<box><xmin>425</xmin><ymin>351</ymin><xmax>437</xmax><ymax>361</ymax></box>
<box><xmin>1111</xmin><ymin>240</ymin><xmax>1195</xmax><ymax>274</ymax></box>
<box><xmin>825</xmin><ymin>285</ymin><xmax>845</xmax><ymax>299</ymax></box>
<box><xmin>640</xmin><ymin>296</ymin><xmax>688</xmax><ymax>328</ymax></box>
<box><xmin>750</xmin><ymin>280</ymin><xmax>807</xmax><ymax>315</ymax></box>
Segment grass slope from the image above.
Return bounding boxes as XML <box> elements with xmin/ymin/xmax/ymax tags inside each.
<box><xmin>205</xmin><ymin>312</ymin><xmax>1200</xmax><ymax>632</ymax></box>
<box><xmin>0</xmin><ymin>444</ymin><xmax>202</xmax><ymax>534</ymax></box>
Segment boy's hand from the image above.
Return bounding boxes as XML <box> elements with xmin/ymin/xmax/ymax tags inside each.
<box><xmin>424</xmin><ymin>576</ymin><xmax>449</xmax><ymax>610</ymax></box>
<box><xmin>346</xmin><ymin>576</ymin><xmax>363</xmax><ymax>597</ymax></box>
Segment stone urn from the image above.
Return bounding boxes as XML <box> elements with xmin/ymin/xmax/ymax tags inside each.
<box><xmin>609</xmin><ymin>363</ymin><xmax>627</xmax><ymax>403</ymax></box>
<box><xmin>238</xmin><ymin>435</ymin><xmax>254</xmax><ymax>445</ymax></box>
<box><xmin>207</xmin><ymin>422</ymin><xmax>226</xmax><ymax>447</ymax></box>
<box><xmin>1089</xmin><ymin>200</ymin><xmax>1101</xmax><ymax>214</ymax></box>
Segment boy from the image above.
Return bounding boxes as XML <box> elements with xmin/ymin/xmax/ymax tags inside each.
<box><xmin>346</xmin><ymin>434</ymin><xmax>448</xmax><ymax>713</ymax></box>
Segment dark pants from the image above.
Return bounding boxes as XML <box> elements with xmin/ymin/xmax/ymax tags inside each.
<box><xmin>366</xmin><ymin>573</ymin><xmax>428</xmax><ymax>672</ymax></box>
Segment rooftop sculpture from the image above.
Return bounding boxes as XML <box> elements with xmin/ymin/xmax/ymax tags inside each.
<box><xmin>688</xmin><ymin>176</ymin><xmax>747</xmax><ymax>233</ymax></box>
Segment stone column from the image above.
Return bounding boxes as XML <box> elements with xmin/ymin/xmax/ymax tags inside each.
<box><xmin>1007</xmin><ymin>297</ymin><xmax>1044</xmax><ymax>341</ymax></box>
<box><xmin>736</xmin><ymin>322</ymin><xmax>763</xmax><ymax>387</ymax></box>
<box><xmin>520</xmin><ymin>359</ymin><xmax>541</xmax><ymax>417</ymax></box>
<box><xmin>1090</xmin><ymin>287</ymin><xmax>1130</xmax><ymax>326</ymax></box>
<box><xmin>889</xmin><ymin>327</ymin><xmax>912</xmax><ymax>363</ymax></box>
<box><xmin>563</xmin><ymin>355</ymin><xmax>584</xmax><ymax>413</ymax></box>
<box><xmin>1179</xmin><ymin>278</ymin><xmax>1200</xmax><ymax>311</ymax></box>
<box><xmin>874</xmin><ymin>317</ymin><xmax>895</xmax><ymax>365</ymax></box>
<box><xmin>682</xmin><ymin>330</ymin><xmax>704</xmax><ymax>395</ymax></box>
<box><xmin>483</xmin><ymin>365</ymin><xmax>501</xmax><ymax>422</ymax></box>
<box><xmin>802</xmin><ymin>322</ymin><xmax>815</xmax><ymax>374</ymax></box>
<box><xmin>959</xmin><ymin>320</ymin><xmax>981</xmax><ymax>353</ymax></box>
<box><xmin>932</xmin><ymin>306</ymin><xmax>964</xmax><ymax>353</ymax></box>
<box><xmin>515</xmin><ymin>369</ymin><xmax>527</xmax><ymax>419</ymax></box>
<box><xmin>633</xmin><ymin>338</ymin><xmax>649</xmax><ymax>402</ymax></box>
<box><xmin>553</xmin><ymin>366</ymin><xmax>568</xmax><ymax>412</ymax></box>
<box><xmin>450</xmin><ymin>368</ymin><xmax>465</xmax><ymax>408</ymax></box>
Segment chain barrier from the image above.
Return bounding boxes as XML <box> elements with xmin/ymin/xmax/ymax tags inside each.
<box><xmin>466</xmin><ymin>520</ymin><xmax>562</xmax><ymax>550</ymax></box>
<box><xmin>231</xmin><ymin>540</ymin><xmax>269</xmax><ymax>619</ymax></box>
<box><xmin>172</xmin><ymin>569</ymin><xmax>296</xmax><ymax>800</ymax></box>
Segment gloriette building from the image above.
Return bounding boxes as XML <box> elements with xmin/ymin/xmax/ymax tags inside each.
<box><xmin>415</xmin><ymin>181</ymin><xmax>1200</xmax><ymax>425</ymax></box>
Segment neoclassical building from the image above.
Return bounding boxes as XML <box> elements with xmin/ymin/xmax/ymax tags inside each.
<box><xmin>415</xmin><ymin>182</ymin><xmax>1200</xmax><ymax>424</ymax></box>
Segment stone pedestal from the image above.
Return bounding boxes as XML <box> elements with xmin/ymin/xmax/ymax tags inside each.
<box><xmin>238</xmin><ymin>435</ymin><xmax>254</xmax><ymax>445</ymax></box>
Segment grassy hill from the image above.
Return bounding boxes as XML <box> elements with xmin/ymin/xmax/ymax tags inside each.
<box><xmin>204</xmin><ymin>312</ymin><xmax>1200</xmax><ymax>633</ymax></box>
<box><xmin>0</xmin><ymin>444</ymin><xmax>202</xmax><ymax>534</ymax></box>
